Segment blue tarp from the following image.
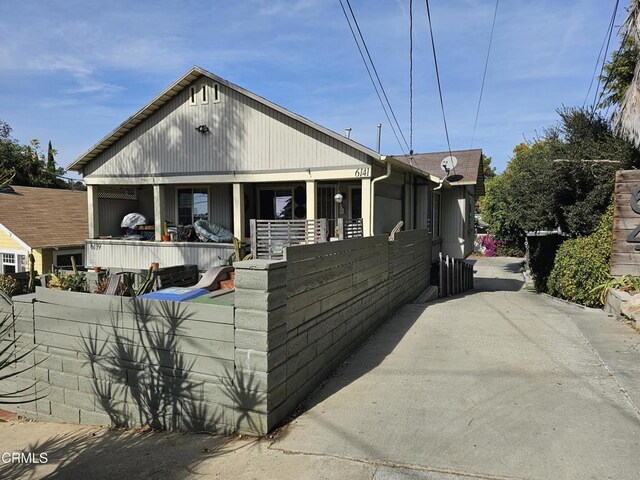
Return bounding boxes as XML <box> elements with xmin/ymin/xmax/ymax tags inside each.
<box><xmin>139</xmin><ymin>287</ymin><xmax>209</xmax><ymax>302</ymax></box>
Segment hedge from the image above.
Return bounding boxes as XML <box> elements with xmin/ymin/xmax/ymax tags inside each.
<box><xmin>546</xmin><ymin>205</ymin><xmax>613</xmax><ymax>308</ymax></box>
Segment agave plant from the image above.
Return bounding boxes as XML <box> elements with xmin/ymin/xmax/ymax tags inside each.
<box><xmin>0</xmin><ymin>294</ymin><xmax>43</xmax><ymax>405</ymax></box>
<box><xmin>591</xmin><ymin>274</ymin><xmax>640</xmax><ymax>304</ymax></box>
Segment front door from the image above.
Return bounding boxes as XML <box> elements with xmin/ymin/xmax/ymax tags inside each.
<box><xmin>317</xmin><ymin>184</ymin><xmax>337</xmax><ymax>238</ymax></box>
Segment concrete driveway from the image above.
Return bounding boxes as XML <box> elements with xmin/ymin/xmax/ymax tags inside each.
<box><xmin>273</xmin><ymin>256</ymin><xmax>640</xmax><ymax>480</ymax></box>
<box><xmin>2</xmin><ymin>256</ymin><xmax>639</xmax><ymax>479</ymax></box>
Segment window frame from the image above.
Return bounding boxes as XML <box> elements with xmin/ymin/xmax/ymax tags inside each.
<box><xmin>176</xmin><ymin>186</ymin><xmax>210</xmax><ymax>226</ymax></box>
<box><xmin>1</xmin><ymin>251</ymin><xmax>20</xmax><ymax>274</ymax></box>
<box><xmin>256</xmin><ymin>185</ymin><xmax>297</xmax><ymax>220</ymax></box>
<box><xmin>432</xmin><ymin>190</ymin><xmax>441</xmax><ymax>240</ymax></box>
<box><xmin>53</xmin><ymin>250</ymin><xmax>84</xmax><ymax>268</ymax></box>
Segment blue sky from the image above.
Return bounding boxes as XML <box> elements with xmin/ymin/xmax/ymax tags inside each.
<box><xmin>0</xmin><ymin>0</ymin><xmax>627</xmax><ymax>174</ymax></box>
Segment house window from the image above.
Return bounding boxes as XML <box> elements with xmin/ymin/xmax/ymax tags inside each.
<box><xmin>189</xmin><ymin>86</ymin><xmax>197</xmax><ymax>106</ymax></box>
<box><xmin>259</xmin><ymin>188</ymin><xmax>293</xmax><ymax>220</ymax></box>
<box><xmin>432</xmin><ymin>191</ymin><xmax>441</xmax><ymax>239</ymax></box>
<box><xmin>1</xmin><ymin>253</ymin><xmax>17</xmax><ymax>274</ymax></box>
<box><xmin>178</xmin><ymin>188</ymin><xmax>209</xmax><ymax>225</ymax></box>
<box><xmin>55</xmin><ymin>252</ymin><xmax>84</xmax><ymax>268</ymax></box>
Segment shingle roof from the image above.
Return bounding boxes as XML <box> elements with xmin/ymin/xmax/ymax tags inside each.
<box><xmin>0</xmin><ymin>186</ymin><xmax>88</xmax><ymax>248</ymax></box>
<box><xmin>392</xmin><ymin>149</ymin><xmax>485</xmax><ymax>195</ymax></box>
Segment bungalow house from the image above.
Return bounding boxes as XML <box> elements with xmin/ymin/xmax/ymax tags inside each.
<box><xmin>0</xmin><ymin>185</ymin><xmax>88</xmax><ymax>274</ymax></box>
<box><xmin>68</xmin><ymin>66</ymin><xmax>480</xmax><ymax>270</ymax></box>
<box><xmin>393</xmin><ymin>149</ymin><xmax>485</xmax><ymax>258</ymax></box>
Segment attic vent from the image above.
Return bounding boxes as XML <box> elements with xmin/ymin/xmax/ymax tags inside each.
<box><xmin>213</xmin><ymin>83</ymin><xmax>220</xmax><ymax>103</ymax></box>
<box><xmin>189</xmin><ymin>86</ymin><xmax>197</xmax><ymax>106</ymax></box>
<box><xmin>98</xmin><ymin>186</ymin><xmax>138</xmax><ymax>200</ymax></box>
<box><xmin>201</xmin><ymin>84</ymin><xmax>208</xmax><ymax>105</ymax></box>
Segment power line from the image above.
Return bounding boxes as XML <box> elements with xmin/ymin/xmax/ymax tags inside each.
<box><xmin>410</xmin><ymin>0</ymin><xmax>414</xmax><ymax>154</ymax></box>
<box><xmin>585</xmin><ymin>0</ymin><xmax>620</xmax><ymax>110</ymax></box>
<box><xmin>470</xmin><ymin>0</ymin><xmax>499</xmax><ymax>151</ymax></box>
<box><xmin>593</xmin><ymin>0</ymin><xmax>620</xmax><ymax>109</ymax></box>
<box><xmin>338</xmin><ymin>0</ymin><xmax>407</xmax><ymax>155</ymax></box>
<box><xmin>343</xmin><ymin>0</ymin><xmax>411</xmax><ymax>153</ymax></box>
<box><xmin>424</xmin><ymin>0</ymin><xmax>453</xmax><ymax>159</ymax></box>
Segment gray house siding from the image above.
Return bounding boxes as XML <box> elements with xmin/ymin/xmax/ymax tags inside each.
<box><xmin>83</xmin><ymin>77</ymin><xmax>371</xmax><ymax>179</ymax></box>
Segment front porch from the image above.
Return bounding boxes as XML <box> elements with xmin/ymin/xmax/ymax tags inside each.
<box><xmin>85</xmin><ymin>238</ymin><xmax>236</xmax><ymax>271</ymax></box>
<box><xmin>85</xmin><ymin>180</ymin><xmax>367</xmax><ymax>270</ymax></box>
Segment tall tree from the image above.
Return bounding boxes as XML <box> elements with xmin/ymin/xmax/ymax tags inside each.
<box><xmin>599</xmin><ymin>34</ymin><xmax>639</xmax><ymax>109</ymax></box>
<box><xmin>482</xmin><ymin>154</ymin><xmax>496</xmax><ymax>179</ymax></box>
<box><xmin>481</xmin><ymin>107</ymin><xmax>640</xmax><ymax>243</ymax></box>
<box><xmin>47</xmin><ymin>140</ymin><xmax>56</xmax><ymax>174</ymax></box>
<box><xmin>613</xmin><ymin>1</ymin><xmax>640</xmax><ymax>146</ymax></box>
<box><xmin>0</xmin><ymin>119</ymin><xmax>69</xmax><ymax>189</ymax></box>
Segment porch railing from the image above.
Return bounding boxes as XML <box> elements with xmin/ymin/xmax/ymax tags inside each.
<box><xmin>250</xmin><ymin>219</ymin><xmax>328</xmax><ymax>260</ymax></box>
<box><xmin>438</xmin><ymin>252</ymin><xmax>474</xmax><ymax>297</ymax></box>
<box><xmin>337</xmin><ymin>218</ymin><xmax>364</xmax><ymax>239</ymax></box>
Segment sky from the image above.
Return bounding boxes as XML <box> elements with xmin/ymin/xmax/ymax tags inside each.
<box><xmin>0</xmin><ymin>0</ymin><xmax>628</xmax><ymax>175</ymax></box>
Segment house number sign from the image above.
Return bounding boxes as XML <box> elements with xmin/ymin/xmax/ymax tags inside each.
<box><xmin>354</xmin><ymin>168</ymin><xmax>370</xmax><ymax>177</ymax></box>
<box><xmin>626</xmin><ymin>185</ymin><xmax>640</xmax><ymax>250</ymax></box>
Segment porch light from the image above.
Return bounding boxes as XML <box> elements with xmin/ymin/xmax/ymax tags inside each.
<box><xmin>334</xmin><ymin>193</ymin><xmax>343</xmax><ymax>204</ymax></box>
<box><xmin>195</xmin><ymin>125</ymin><xmax>210</xmax><ymax>134</ymax></box>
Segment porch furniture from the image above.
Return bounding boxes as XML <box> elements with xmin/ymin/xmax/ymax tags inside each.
<box><xmin>187</xmin><ymin>265</ymin><xmax>234</xmax><ymax>291</ymax></box>
<box><xmin>153</xmin><ymin>264</ymin><xmax>199</xmax><ymax>290</ymax></box>
<box><xmin>105</xmin><ymin>274</ymin><xmax>123</xmax><ymax>295</ymax></box>
<box><xmin>193</xmin><ymin>220</ymin><xmax>234</xmax><ymax>243</ymax></box>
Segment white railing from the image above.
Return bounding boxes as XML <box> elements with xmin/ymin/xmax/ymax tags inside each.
<box><xmin>250</xmin><ymin>219</ymin><xmax>328</xmax><ymax>260</ymax></box>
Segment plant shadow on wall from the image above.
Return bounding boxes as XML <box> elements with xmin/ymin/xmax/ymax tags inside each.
<box><xmin>1</xmin><ymin>297</ymin><xmax>266</xmax><ymax>480</ymax></box>
<box><xmin>80</xmin><ymin>299</ymin><xmax>213</xmax><ymax>430</ymax></box>
<box><xmin>80</xmin><ymin>298</ymin><xmax>265</xmax><ymax>433</ymax></box>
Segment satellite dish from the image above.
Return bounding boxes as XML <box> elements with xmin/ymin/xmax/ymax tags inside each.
<box><xmin>440</xmin><ymin>156</ymin><xmax>458</xmax><ymax>173</ymax></box>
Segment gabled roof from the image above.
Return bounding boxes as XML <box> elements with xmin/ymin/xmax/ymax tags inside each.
<box><xmin>0</xmin><ymin>186</ymin><xmax>88</xmax><ymax>249</ymax></box>
<box><xmin>68</xmin><ymin>66</ymin><xmax>381</xmax><ymax>172</ymax></box>
<box><xmin>392</xmin><ymin>149</ymin><xmax>485</xmax><ymax>195</ymax></box>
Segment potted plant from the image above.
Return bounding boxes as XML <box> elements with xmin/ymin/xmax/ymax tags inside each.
<box><xmin>161</xmin><ymin>221</ymin><xmax>170</xmax><ymax>241</ymax></box>
<box><xmin>93</xmin><ymin>266</ymin><xmax>101</xmax><ymax>273</ymax></box>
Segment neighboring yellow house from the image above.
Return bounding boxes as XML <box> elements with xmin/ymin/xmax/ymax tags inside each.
<box><xmin>0</xmin><ymin>185</ymin><xmax>88</xmax><ymax>274</ymax></box>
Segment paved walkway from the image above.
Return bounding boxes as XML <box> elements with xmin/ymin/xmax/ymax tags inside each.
<box><xmin>1</xmin><ymin>257</ymin><xmax>640</xmax><ymax>479</ymax></box>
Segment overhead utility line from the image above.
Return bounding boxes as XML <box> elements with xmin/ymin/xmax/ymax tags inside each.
<box><xmin>584</xmin><ymin>0</ymin><xmax>620</xmax><ymax>110</ymax></box>
<box><xmin>424</xmin><ymin>0</ymin><xmax>453</xmax><ymax>160</ymax></box>
<box><xmin>339</xmin><ymin>0</ymin><xmax>410</xmax><ymax>155</ymax></box>
<box><xmin>470</xmin><ymin>0</ymin><xmax>499</xmax><ymax>150</ymax></box>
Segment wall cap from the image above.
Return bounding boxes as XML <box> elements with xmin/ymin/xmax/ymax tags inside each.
<box><xmin>235</xmin><ymin>260</ymin><xmax>287</xmax><ymax>271</ymax></box>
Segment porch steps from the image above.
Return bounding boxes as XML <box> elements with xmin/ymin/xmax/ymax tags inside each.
<box><xmin>218</xmin><ymin>271</ymin><xmax>235</xmax><ymax>290</ymax></box>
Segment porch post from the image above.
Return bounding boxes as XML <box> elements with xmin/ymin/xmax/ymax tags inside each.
<box><xmin>306</xmin><ymin>180</ymin><xmax>316</xmax><ymax>220</ymax></box>
<box><xmin>153</xmin><ymin>185</ymin><xmax>164</xmax><ymax>241</ymax></box>
<box><xmin>233</xmin><ymin>183</ymin><xmax>245</xmax><ymax>240</ymax></box>
<box><xmin>361</xmin><ymin>177</ymin><xmax>372</xmax><ymax>236</ymax></box>
<box><xmin>87</xmin><ymin>185</ymin><xmax>100</xmax><ymax>238</ymax></box>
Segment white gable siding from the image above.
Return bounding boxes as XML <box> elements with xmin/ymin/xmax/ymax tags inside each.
<box><xmin>84</xmin><ymin>77</ymin><xmax>371</xmax><ymax>179</ymax></box>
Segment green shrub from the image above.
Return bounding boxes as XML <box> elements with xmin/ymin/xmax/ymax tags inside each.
<box><xmin>0</xmin><ymin>274</ymin><xmax>18</xmax><ymax>297</ymax></box>
<box><xmin>547</xmin><ymin>205</ymin><xmax>613</xmax><ymax>307</ymax></box>
<box><xmin>529</xmin><ymin>234</ymin><xmax>565</xmax><ymax>292</ymax></box>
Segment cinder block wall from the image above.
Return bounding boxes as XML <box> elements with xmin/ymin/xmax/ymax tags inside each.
<box><xmin>5</xmin><ymin>230</ymin><xmax>431</xmax><ymax>436</ymax></box>
<box><xmin>10</xmin><ymin>288</ymin><xmax>240</xmax><ymax>433</ymax></box>
<box><xmin>234</xmin><ymin>229</ymin><xmax>432</xmax><ymax>431</ymax></box>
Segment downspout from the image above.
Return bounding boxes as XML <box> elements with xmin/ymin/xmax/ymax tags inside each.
<box><xmin>370</xmin><ymin>156</ymin><xmax>392</xmax><ymax>236</ymax></box>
